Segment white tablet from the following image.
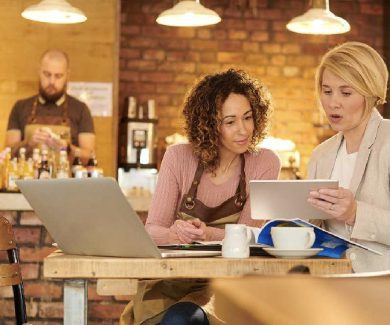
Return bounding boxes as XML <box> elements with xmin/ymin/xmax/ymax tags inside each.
<box><xmin>249</xmin><ymin>180</ymin><xmax>339</xmax><ymax>220</ymax></box>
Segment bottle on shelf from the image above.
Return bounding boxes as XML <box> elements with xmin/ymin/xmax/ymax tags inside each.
<box><xmin>56</xmin><ymin>149</ymin><xmax>70</xmax><ymax>179</ymax></box>
<box><xmin>38</xmin><ymin>149</ymin><xmax>51</xmax><ymax>179</ymax></box>
<box><xmin>32</xmin><ymin>148</ymin><xmax>41</xmax><ymax>179</ymax></box>
<box><xmin>17</xmin><ymin>147</ymin><xmax>26</xmax><ymax>180</ymax></box>
<box><xmin>2</xmin><ymin>147</ymin><xmax>12</xmax><ymax>190</ymax></box>
<box><xmin>6</xmin><ymin>157</ymin><xmax>19</xmax><ymax>191</ymax></box>
<box><xmin>86</xmin><ymin>151</ymin><xmax>98</xmax><ymax>177</ymax></box>
<box><xmin>23</xmin><ymin>158</ymin><xmax>34</xmax><ymax>180</ymax></box>
<box><xmin>71</xmin><ymin>148</ymin><xmax>83</xmax><ymax>178</ymax></box>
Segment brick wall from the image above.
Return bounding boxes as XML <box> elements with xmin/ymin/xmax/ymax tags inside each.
<box><xmin>119</xmin><ymin>0</ymin><xmax>384</xmax><ymax>175</ymax></box>
<box><xmin>0</xmin><ymin>210</ymin><xmax>148</xmax><ymax>324</ymax></box>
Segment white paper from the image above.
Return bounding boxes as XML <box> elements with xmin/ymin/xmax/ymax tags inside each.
<box><xmin>68</xmin><ymin>82</ymin><xmax>113</xmax><ymax>117</ymax></box>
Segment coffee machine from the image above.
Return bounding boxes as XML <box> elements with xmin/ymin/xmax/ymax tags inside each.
<box><xmin>120</xmin><ymin>97</ymin><xmax>158</xmax><ymax>168</ymax></box>
<box><xmin>126</xmin><ymin>120</ymin><xmax>157</xmax><ymax>166</ymax></box>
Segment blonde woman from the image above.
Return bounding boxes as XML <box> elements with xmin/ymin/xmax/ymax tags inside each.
<box><xmin>308</xmin><ymin>41</ymin><xmax>390</xmax><ymax>272</ymax></box>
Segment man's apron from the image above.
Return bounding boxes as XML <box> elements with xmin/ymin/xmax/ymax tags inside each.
<box><xmin>23</xmin><ymin>96</ymin><xmax>71</xmax><ymax>153</ymax></box>
<box><xmin>120</xmin><ymin>155</ymin><xmax>247</xmax><ymax>325</ymax></box>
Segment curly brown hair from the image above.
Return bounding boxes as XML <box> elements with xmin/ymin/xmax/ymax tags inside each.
<box><xmin>183</xmin><ymin>68</ymin><xmax>272</xmax><ymax>172</ymax></box>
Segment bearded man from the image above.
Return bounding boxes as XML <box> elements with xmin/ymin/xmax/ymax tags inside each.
<box><xmin>6</xmin><ymin>49</ymin><xmax>95</xmax><ymax>161</ymax></box>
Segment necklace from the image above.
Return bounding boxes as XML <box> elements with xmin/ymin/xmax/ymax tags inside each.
<box><xmin>220</xmin><ymin>155</ymin><xmax>239</xmax><ymax>174</ymax></box>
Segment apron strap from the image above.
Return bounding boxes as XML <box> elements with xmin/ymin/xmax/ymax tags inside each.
<box><xmin>184</xmin><ymin>163</ymin><xmax>204</xmax><ymax>209</ymax></box>
<box><xmin>28</xmin><ymin>95</ymin><xmax>69</xmax><ymax>125</ymax></box>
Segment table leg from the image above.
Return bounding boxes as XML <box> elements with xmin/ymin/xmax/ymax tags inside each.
<box><xmin>64</xmin><ymin>279</ymin><xmax>88</xmax><ymax>325</ymax></box>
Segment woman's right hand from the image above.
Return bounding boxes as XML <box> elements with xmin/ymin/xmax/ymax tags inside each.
<box><xmin>169</xmin><ymin>219</ymin><xmax>205</xmax><ymax>243</ymax></box>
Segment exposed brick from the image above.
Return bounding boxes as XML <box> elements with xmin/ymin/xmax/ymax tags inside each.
<box><xmin>218</xmin><ymin>40</ymin><xmax>243</xmax><ymax>51</ymax></box>
<box><xmin>140</xmin><ymin>72</ymin><xmax>173</xmax><ymax>83</ymax></box>
<box><xmin>20</xmin><ymin>211</ymin><xmax>42</xmax><ymax>226</ymax></box>
<box><xmin>242</xmin><ymin>41</ymin><xmax>259</xmax><ymax>52</ymax></box>
<box><xmin>228</xmin><ymin>30</ymin><xmax>248</xmax><ymax>40</ymax></box>
<box><xmin>360</xmin><ymin>3</ymin><xmax>383</xmax><ymax>15</ymax></box>
<box><xmin>197</xmin><ymin>29</ymin><xmax>212</xmax><ymax>39</ymax></box>
<box><xmin>38</xmin><ymin>302</ymin><xmax>63</xmax><ymax>318</ymax></box>
<box><xmin>0</xmin><ymin>286</ymin><xmax>12</xmax><ymax>298</ymax></box>
<box><xmin>121</xmin><ymin>25</ymin><xmax>141</xmax><ymax>35</ymax></box>
<box><xmin>283</xmin><ymin>66</ymin><xmax>301</xmax><ymax>77</ymax></box>
<box><xmin>189</xmin><ymin>40</ymin><xmax>218</xmax><ymax>51</ymax></box>
<box><xmin>217</xmin><ymin>52</ymin><xmax>244</xmax><ymax>63</ymax></box>
<box><xmin>129</xmin><ymin>37</ymin><xmax>158</xmax><ymax>48</ymax></box>
<box><xmin>199</xmin><ymin>52</ymin><xmax>217</xmax><ymax>62</ymax></box>
<box><xmin>20</xmin><ymin>263</ymin><xmax>40</xmax><ymax>280</ymax></box>
<box><xmin>89</xmin><ymin>302</ymin><xmax>128</xmax><ymax>319</ymax></box>
<box><xmin>250</xmin><ymin>31</ymin><xmax>269</xmax><ymax>42</ymax></box>
<box><xmin>143</xmin><ymin>50</ymin><xmax>165</xmax><ymax>61</ymax></box>
<box><xmin>88</xmin><ymin>283</ymin><xmax>113</xmax><ymax>302</ymax></box>
<box><xmin>263</xmin><ymin>43</ymin><xmax>282</xmax><ymax>54</ymax></box>
<box><xmin>120</xmin><ymin>71</ymin><xmax>139</xmax><ymax>82</ymax></box>
<box><xmin>24</xmin><ymin>281</ymin><xmax>62</xmax><ymax>299</ymax></box>
<box><xmin>120</xmin><ymin>49</ymin><xmax>141</xmax><ymax>59</ymax></box>
<box><xmin>244</xmin><ymin>19</ymin><xmax>268</xmax><ymax>30</ymax></box>
<box><xmin>126</xmin><ymin>60</ymin><xmax>157</xmax><ymax>71</ymax></box>
<box><xmin>14</xmin><ymin>227</ymin><xmax>41</xmax><ymax>244</ymax></box>
<box><xmin>271</xmin><ymin>55</ymin><xmax>287</xmax><ymax>66</ymax></box>
<box><xmin>20</xmin><ymin>247</ymin><xmax>56</xmax><ymax>263</ymax></box>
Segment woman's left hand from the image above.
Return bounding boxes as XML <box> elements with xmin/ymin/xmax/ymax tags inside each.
<box><xmin>308</xmin><ymin>187</ymin><xmax>357</xmax><ymax>225</ymax></box>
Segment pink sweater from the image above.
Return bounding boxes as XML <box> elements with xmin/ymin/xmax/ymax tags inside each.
<box><xmin>145</xmin><ymin>144</ymin><xmax>280</xmax><ymax>244</ymax></box>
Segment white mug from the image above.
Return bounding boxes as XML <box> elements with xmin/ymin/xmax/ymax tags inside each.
<box><xmin>271</xmin><ymin>226</ymin><xmax>315</xmax><ymax>250</ymax></box>
<box><xmin>222</xmin><ymin>224</ymin><xmax>251</xmax><ymax>258</ymax></box>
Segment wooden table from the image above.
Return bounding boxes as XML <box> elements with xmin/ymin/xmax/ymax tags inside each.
<box><xmin>44</xmin><ymin>251</ymin><xmax>352</xmax><ymax>325</ymax></box>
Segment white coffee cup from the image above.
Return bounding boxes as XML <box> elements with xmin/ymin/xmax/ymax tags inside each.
<box><xmin>222</xmin><ymin>224</ymin><xmax>251</xmax><ymax>258</ymax></box>
<box><xmin>270</xmin><ymin>226</ymin><xmax>315</xmax><ymax>250</ymax></box>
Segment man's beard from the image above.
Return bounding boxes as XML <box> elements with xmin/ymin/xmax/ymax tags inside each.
<box><xmin>39</xmin><ymin>84</ymin><xmax>66</xmax><ymax>103</ymax></box>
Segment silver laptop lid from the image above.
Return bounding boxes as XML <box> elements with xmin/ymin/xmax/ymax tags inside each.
<box><xmin>249</xmin><ymin>180</ymin><xmax>339</xmax><ymax>220</ymax></box>
<box><xmin>17</xmin><ymin>177</ymin><xmax>162</xmax><ymax>258</ymax></box>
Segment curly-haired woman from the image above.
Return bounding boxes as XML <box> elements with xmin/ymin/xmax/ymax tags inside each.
<box><xmin>120</xmin><ymin>69</ymin><xmax>280</xmax><ymax>325</ymax></box>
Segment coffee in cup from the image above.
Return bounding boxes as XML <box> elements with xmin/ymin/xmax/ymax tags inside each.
<box><xmin>270</xmin><ymin>226</ymin><xmax>315</xmax><ymax>250</ymax></box>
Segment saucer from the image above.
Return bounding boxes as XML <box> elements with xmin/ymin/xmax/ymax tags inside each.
<box><xmin>263</xmin><ymin>247</ymin><xmax>323</xmax><ymax>259</ymax></box>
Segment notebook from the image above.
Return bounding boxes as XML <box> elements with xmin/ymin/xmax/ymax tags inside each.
<box><xmin>16</xmin><ymin>177</ymin><xmax>221</xmax><ymax>258</ymax></box>
<box><xmin>249</xmin><ymin>179</ymin><xmax>339</xmax><ymax>220</ymax></box>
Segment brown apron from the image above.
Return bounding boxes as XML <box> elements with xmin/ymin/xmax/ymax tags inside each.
<box><xmin>120</xmin><ymin>155</ymin><xmax>247</xmax><ymax>325</ymax></box>
<box><xmin>23</xmin><ymin>96</ymin><xmax>71</xmax><ymax>154</ymax></box>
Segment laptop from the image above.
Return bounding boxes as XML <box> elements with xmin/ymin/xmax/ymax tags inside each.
<box><xmin>249</xmin><ymin>179</ymin><xmax>339</xmax><ymax>220</ymax></box>
<box><xmin>17</xmin><ymin>177</ymin><xmax>221</xmax><ymax>258</ymax></box>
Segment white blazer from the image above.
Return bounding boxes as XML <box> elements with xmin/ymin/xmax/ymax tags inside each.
<box><xmin>308</xmin><ymin>109</ymin><xmax>390</xmax><ymax>272</ymax></box>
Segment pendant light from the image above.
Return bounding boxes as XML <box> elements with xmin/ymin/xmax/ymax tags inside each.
<box><xmin>286</xmin><ymin>0</ymin><xmax>350</xmax><ymax>35</ymax></box>
<box><xmin>156</xmin><ymin>0</ymin><xmax>221</xmax><ymax>27</ymax></box>
<box><xmin>21</xmin><ymin>0</ymin><xmax>87</xmax><ymax>24</ymax></box>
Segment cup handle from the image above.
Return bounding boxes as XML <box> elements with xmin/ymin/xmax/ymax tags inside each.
<box><xmin>246</xmin><ymin>227</ymin><xmax>253</xmax><ymax>244</ymax></box>
<box><xmin>306</xmin><ymin>229</ymin><xmax>316</xmax><ymax>248</ymax></box>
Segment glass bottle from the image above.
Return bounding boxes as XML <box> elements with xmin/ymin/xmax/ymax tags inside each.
<box><xmin>32</xmin><ymin>148</ymin><xmax>41</xmax><ymax>179</ymax></box>
<box><xmin>3</xmin><ymin>147</ymin><xmax>12</xmax><ymax>190</ymax></box>
<box><xmin>56</xmin><ymin>149</ymin><xmax>70</xmax><ymax>179</ymax></box>
<box><xmin>71</xmin><ymin>148</ymin><xmax>83</xmax><ymax>178</ymax></box>
<box><xmin>38</xmin><ymin>149</ymin><xmax>51</xmax><ymax>179</ymax></box>
<box><xmin>7</xmin><ymin>158</ymin><xmax>19</xmax><ymax>191</ymax></box>
<box><xmin>23</xmin><ymin>158</ymin><xmax>34</xmax><ymax>180</ymax></box>
<box><xmin>86</xmin><ymin>151</ymin><xmax>97</xmax><ymax>177</ymax></box>
<box><xmin>17</xmin><ymin>147</ymin><xmax>26</xmax><ymax>180</ymax></box>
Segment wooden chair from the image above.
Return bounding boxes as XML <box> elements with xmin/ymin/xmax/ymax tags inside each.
<box><xmin>0</xmin><ymin>216</ymin><xmax>28</xmax><ymax>325</ymax></box>
<box><xmin>213</xmin><ymin>272</ymin><xmax>390</xmax><ymax>325</ymax></box>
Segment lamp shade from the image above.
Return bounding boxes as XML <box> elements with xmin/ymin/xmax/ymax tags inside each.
<box><xmin>21</xmin><ymin>0</ymin><xmax>87</xmax><ymax>24</ymax></box>
<box><xmin>156</xmin><ymin>0</ymin><xmax>221</xmax><ymax>27</ymax></box>
<box><xmin>286</xmin><ymin>0</ymin><xmax>350</xmax><ymax>35</ymax></box>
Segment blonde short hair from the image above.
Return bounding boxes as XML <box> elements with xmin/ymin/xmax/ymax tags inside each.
<box><xmin>315</xmin><ymin>41</ymin><xmax>388</xmax><ymax>114</ymax></box>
